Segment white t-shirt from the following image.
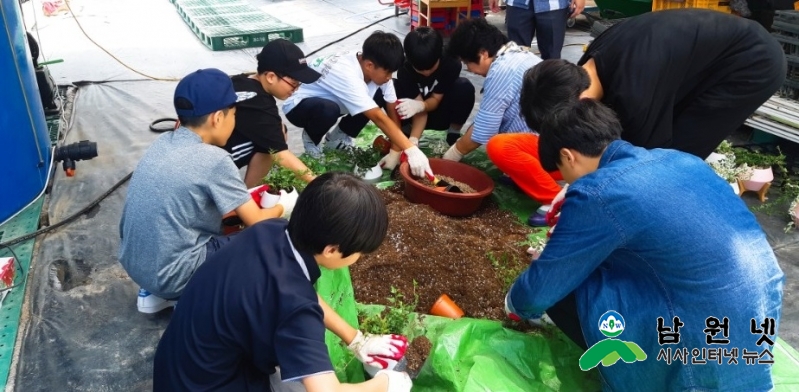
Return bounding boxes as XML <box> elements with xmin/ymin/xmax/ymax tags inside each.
<box><xmin>282</xmin><ymin>51</ymin><xmax>397</xmax><ymax>116</ymax></box>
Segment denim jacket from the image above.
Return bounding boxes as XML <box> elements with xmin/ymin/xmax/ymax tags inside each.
<box><xmin>509</xmin><ymin>141</ymin><xmax>784</xmax><ymax>391</ymax></box>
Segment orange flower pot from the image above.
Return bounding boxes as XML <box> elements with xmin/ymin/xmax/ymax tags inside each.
<box><xmin>429</xmin><ymin>294</ymin><xmax>464</xmax><ymax>319</ymax></box>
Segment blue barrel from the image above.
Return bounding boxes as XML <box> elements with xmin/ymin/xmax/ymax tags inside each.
<box><xmin>0</xmin><ymin>0</ymin><xmax>52</xmax><ymax>224</ymax></box>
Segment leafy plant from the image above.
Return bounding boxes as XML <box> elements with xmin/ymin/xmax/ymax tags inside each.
<box><xmin>708</xmin><ymin>153</ymin><xmax>752</xmax><ymax>183</ymax></box>
<box><xmin>359</xmin><ymin>281</ymin><xmax>422</xmax><ymax>337</ymax></box>
<box><xmin>733</xmin><ymin>146</ymin><xmax>786</xmax><ymax>173</ymax></box>
<box><xmin>299</xmin><ymin>154</ymin><xmax>328</xmax><ymax>176</ymax></box>
<box><xmin>261</xmin><ymin>164</ymin><xmax>309</xmax><ymax>193</ymax></box>
<box><xmin>487</xmin><ymin>251</ymin><xmax>528</xmax><ymax>292</ymax></box>
<box><xmin>346</xmin><ymin>146</ymin><xmax>383</xmax><ymax>175</ymax></box>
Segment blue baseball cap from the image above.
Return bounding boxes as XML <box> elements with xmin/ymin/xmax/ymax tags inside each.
<box><xmin>173</xmin><ymin>68</ymin><xmax>254</xmax><ymax>117</ymax></box>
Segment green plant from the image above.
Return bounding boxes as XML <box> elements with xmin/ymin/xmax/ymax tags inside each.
<box><xmin>488</xmin><ymin>251</ymin><xmax>528</xmax><ymax>292</ymax></box>
<box><xmin>346</xmin><ymin>146</ymin><xmax>383</xmax><ymax>175</ymax></box>
<box><xmin>299</xmin><ymin>154</ymin><xmax>327</xmax><ymax>176</ymax></box>
<box><xmin>733</xmin><ymin>146</ymin><xmax>786</xmax><ymax>173</ymax></box>
<box><xmin>261</xmin><ymin>164</ymin><xmax>309</xmax><ymax>193</ymax></box>
<box><xmin>715</xmin><ymin>140</ymin><xmax>735</xmax><ymax>155</ymax></box>
<box><xmin>359</xmin><ymin>281</ymin><xmax>422</xmax><ymax>337</ymax></box>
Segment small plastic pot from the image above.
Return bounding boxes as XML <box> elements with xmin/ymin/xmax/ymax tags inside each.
<box><xmin>260</xmin><ymin>190</ymin><xmax>281</xmax><ymax>209</ymax></box>
<box><xmin>429</xmin><ymin>294</ymin><xmax>464</xmax><ymax>319</ymax></box>
<box><xmin>355</xmin><ymin>164</ymin><xmax>383</xmax><ymax>183</ymax></box>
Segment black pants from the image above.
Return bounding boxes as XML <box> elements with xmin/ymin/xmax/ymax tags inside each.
<box><xmin>285</xmin><ymin>91</ymin><xmax>388</xmax><ymax>145</ymax></box>
<box><xmin>669</xmin><ymin>26</ymin><xmax>786</xmax><ymax>159</ymax></box>
<box><xmin>395</xmin><ymin>77</ymin><xmax>476</xmax><ymax>130</ymax></box>
<box><xmin>546</xmin><ymin>291</ymin><xmax>588</xmax><ymax>350</ymax></box>
<box><xmin>505</xmin><ymin>6</ymin><xmax>570</xmax><ymax>60</ymax></box>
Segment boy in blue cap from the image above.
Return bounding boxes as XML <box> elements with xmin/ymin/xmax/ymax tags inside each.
<box><xmin>118</xmin><ymin>68</ymin><xmax>297</xmax><ymax>313</ymax></box>
<box><xmin>153</xmin><ymin>172</ymin><xmax>413</xmax><ymax>392</ymax></box>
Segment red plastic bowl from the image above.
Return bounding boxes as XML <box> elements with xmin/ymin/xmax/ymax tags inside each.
<box><xmin>399</xmin><ymin>158</ymin><xmax>494</xmax><ymax>217</ymax></box>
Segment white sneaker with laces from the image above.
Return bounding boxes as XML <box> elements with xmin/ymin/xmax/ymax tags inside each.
<box><xmin>323</xmin><ymin>127</ymin><xmax>353</xmax><ymax>151</ymax></box>
<box><xmin>302</xmin><ymin>131</ymin><xmax>322</xmax><ymax>157</ymax></box>
<box><xmin>137</xmin><ymin>288</ymin><xmax>177</xmax><ymax>314</ymax></box>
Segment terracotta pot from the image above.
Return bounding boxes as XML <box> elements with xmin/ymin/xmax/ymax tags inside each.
<box><xmin>373</xmin><ymin>136</ymin><xmax>392</xmax><ymax>155</ymax></box>
<box><xmin>742</xmin><ymin>167</ymin><xmax>774</xmax><ymax>192</ymax></box>
<box><xmin>429</xmin><ymin>294</ymin><xmax>465</xmax><ymax>319</ymax></box>
<box><xmin>355</xmin><ymin>164</ymin><xmax>383</xmax><ymax>183</ymax></box>
<box><xmin>399</xmin><ymin>158</ymin><xmax>494</xmax><ymax>217</ymax></box>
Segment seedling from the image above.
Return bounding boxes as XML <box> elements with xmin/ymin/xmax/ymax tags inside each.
<box><xmin>359</xmin><ymin>280</ymin><xmax>422</xmax><ymax>337</ymax></box>
<box><xmin>346</xmin><ymin>145</ymin><xmax>383</xmax><ymax>176</ymax></box>
<box><xmin>261</xmin><ymin>155</ymin><xmax>311</xmax><ymax>193</ymax></box>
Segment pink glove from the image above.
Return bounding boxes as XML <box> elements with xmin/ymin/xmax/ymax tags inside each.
<box><xmin>347</xmin><ymin>331</ymin><xmax>408</xmax><ymax>375</ymax></box>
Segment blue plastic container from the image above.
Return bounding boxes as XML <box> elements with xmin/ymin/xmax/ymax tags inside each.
<box><xmin>0</xmin><ymin>0</ymin><xmax>52</xmax><ymax>224</ymax></box>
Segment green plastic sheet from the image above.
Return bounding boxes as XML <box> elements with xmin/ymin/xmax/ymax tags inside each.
<box><xmin>313</xmin><ymin>126</ymin><xmax>799</xmax><ymax>390</ymax></box>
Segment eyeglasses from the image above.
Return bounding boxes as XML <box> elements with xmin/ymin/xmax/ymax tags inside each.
<box><xmin>279</xmin><ymin>75</ymin><xmax>301</xmax><ymax>90</ymax></box>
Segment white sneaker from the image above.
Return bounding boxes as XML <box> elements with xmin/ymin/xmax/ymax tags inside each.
<box><xmin>323</xmin><ymin>127</ymin><xmax>353</xmax><ymax>151</ymax></box>
<box><xmin>137</xmin><ymin>288</ymin><xmax>177</xmax><ymax>314</ymax></box>
<box><xmin>302</xmin><ymin>131</ymin><xmax>322</xmax><ymax>157</ymax></box>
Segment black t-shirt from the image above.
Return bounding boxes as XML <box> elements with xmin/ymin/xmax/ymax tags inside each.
<box><xmin>395</xmin><ymin>56</ymin><xmax>461</xmax><ymax>100</ymax></box>
<box><xmin>579</xmin><ymin>9</ymin><xmax>771</xmax><ymax>149</ymax></box>
<box><xmin>224</xmin><ymin>74</ymin><xmax>287</xmax><ymax>168</ymax></box>
<box><xmin>152</xmin><ymin>220</ymin><xmax>333</xmax><ymax>391</ymax></box>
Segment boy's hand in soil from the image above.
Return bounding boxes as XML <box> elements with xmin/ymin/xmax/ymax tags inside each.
<box><xmin>375</xmin><ymin>369</ymin><xmax>413</xmax><ymax>392</ymax></box>
<box><xmin>403</xmin><ymin>146</ymin><xmax>434</xmax><ymax>179</ymax></box>
<box><xmin>347</xmin><ymin>331</ymin><xmax>408</xmax><ymax>371</ymax></box>
<box><xmin>504</xmin><ymin>292</ymin><xmax>543</xmax><ymax>323</ymax></box>
<box><xmin>277</xmin><ymin>189</ymin><xmax>298</xmax><ymax>219</ymax></box>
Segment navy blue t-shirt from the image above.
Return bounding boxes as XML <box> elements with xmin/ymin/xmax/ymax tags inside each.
<box><xmin>153</xmin><ymin>219</ymin><xmax>333</xmax><ymax>391</ymax></box>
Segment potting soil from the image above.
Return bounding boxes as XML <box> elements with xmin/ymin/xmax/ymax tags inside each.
<box><xmin>350</xmin><ymin>186</ymin><xmax>531</xmax><ymax>320</ymax></box>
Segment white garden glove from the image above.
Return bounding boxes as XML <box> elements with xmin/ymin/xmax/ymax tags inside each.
<box><xmin>276</xmin><ymin>189</ymin><xmax>298</xmax><ymax>219</ymax></box>
<box><xmin>379</xmin><ymin>149</ymin><xmax>402</xmax><ymax>170</ymax></box>
<box><xmin>347</xmin><ymin>331</ymin><xmax>408</xmax><ymax>375</ymax></box>
<box><xmin>404</xmin><ymin>145</ymin><xmax>433</xmax><ymax>178</ymax></box>
<box><xmin>409</xmin><ymin>136</ymin><xmax>419</xmax><ymax>147</ymax></box>
<box><xmin>396</xmin><ymin>98</ymin><xmax>426</xmax><ymax>120</ymax></box>
<box><xmin>375</xmin><ymin>370</ymin><xmax>413</xmax><ymax>392</ymax></box>
<box><xmin>442</xmin><ymin>144</ymin><xmax>464</xmax><ymax>162</ymax></box>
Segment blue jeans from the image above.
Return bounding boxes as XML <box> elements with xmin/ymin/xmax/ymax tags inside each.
<box><xmin>505</xmin><ymin>6</ymin><xmax>569</xmax><ymax>59</ymax></box>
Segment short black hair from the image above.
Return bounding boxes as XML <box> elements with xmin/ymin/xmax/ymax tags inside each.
<box><xmin>362</xmin><ymin>31</ymin><xmax>404</xmax><ymax>72</ymax></box>
<box><xmin>446</xmin><ymin>18</ymin><xmax>508</xmax><ymax>63</ymax></box>
<box><xmin>404</xmin><ymin>27</ymin><xmax>443</xmax><ymax>71</ymax></box>
<box><xmin>177</xmin><ymin>105</ymin><xmax>233</xmax><ymax>128</ymax></box>
<box><xmin>538</xmin><ymin>99</ymin><xmax>622</xmax><ymax>172</ymax></box>
<box><xmin>288</xmin><ymin>172</ymin><xmax>388</xmax><ymax>257</ymax></box>
<box><xmin>520</xmin><ymin>59</ymin><xmax>591</xmax><ymax>131</ymax></box>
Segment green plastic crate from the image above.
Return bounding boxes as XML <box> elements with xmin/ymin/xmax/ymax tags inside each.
<box><xmin>172</xmin><ymin>0</ymin><xmax>304</xmax><ymax>51</ymax></box>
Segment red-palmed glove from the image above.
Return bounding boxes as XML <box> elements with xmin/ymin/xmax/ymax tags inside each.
<box><xmin>545</xmin><ymin>184</ymin><xmax>568</xmax><ymax>237</ymax></box>
<box><xmin>347</xmin><ymin>331</ymin><xmax>409</xmax><ymax>376</ymax></box>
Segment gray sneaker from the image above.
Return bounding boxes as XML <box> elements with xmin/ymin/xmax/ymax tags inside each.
<box><xmin>323</xmin><ymin>127</ymin><xmax>353</xmax><ymax>151</ymax></box>
<box><xmin>302</xmin><ymin>131</ymin><xmax>322</xmax><ymax>157</ymax></box>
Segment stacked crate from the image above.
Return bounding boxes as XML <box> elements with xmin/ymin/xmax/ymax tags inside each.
<box><xmin>773</xmin><ymin>11</ymin><xmax>799</xmax><ymax>100</ymax></box>
<box><xmin>410</xmin><ymin>0</ymin><xmax>483</xmax><ymax>32</ymax></box>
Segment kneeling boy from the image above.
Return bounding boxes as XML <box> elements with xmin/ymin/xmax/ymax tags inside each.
<box><xmin>153</xmin><ymin>172</ymin><xmax>412</xmax><ymax>392</ymax></box>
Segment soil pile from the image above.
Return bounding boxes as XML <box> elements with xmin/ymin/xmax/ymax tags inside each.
<box><xmin>350</xmin><ymin>185</ymin><xmax>531</xmax><ymax>320</ymax></box>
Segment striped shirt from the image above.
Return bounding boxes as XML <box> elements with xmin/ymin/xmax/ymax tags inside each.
<box><xmin>471</xmin><ymin>44</ymin><xmax>542</xmax><ymax>145</ymax></box>
<box><xmin>506</xmin><ymin>0</ymin><xmax>571</xmax><ymax>12</ymax></box>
